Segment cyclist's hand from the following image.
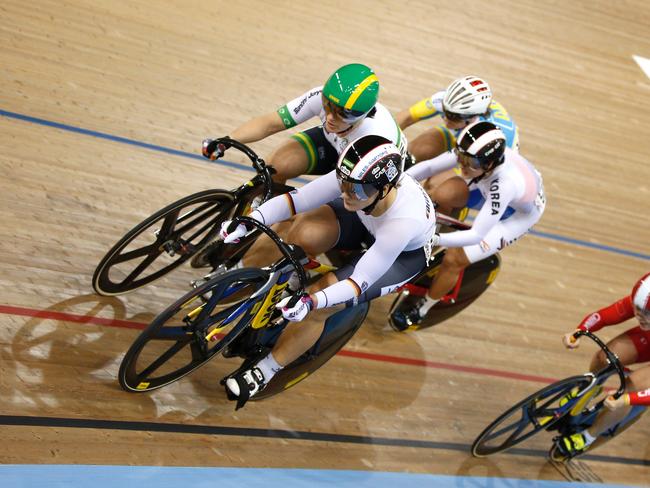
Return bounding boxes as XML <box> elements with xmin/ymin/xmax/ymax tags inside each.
<box><xmin>563</xmin><ymin>331</ymin><xmax>581</xmax><ymax>349</ymax></box>
<box><xmin>277</xmin><ymin>293</ymin><xmax>313</xmax><ymax>322</ymax></box>
<box><xmin>220</xmin><ymin>220</ymin><xmax>251</xmax><ymax>244</ymax></box>
<box><xmin>202</xmin><ymin>138</ymin><xmax>226</xmax><ymax>160</ymax></box>
<box><xmin>604</xmin><ymin>394</ymin><xmax>629</xmax><ymax>411</ymax></box>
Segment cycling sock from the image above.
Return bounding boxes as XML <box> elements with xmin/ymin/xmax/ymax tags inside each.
<box><xmin>418</xmin><ymin>295</ymin><xmax>440</xmax><ymax>316</ymax></box>
<box><xmin>256</xmin><ymin>352</ymin><xmax>283</xmax><ymax>382</ymax></box>
<box><xmin>582</xmin><ymin>430</ymin><xmax>596</xmax><ymax>446</ymax></box>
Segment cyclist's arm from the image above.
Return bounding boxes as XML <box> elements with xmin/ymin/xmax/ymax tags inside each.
<box><xmin>312</xmin><ymin>220</ymin><xmax>414</xmax><ymax>308</ymax></box>
<box><xmin>230</xmin><ymin>87</ymin><xmax>323</xmax><ymax>143</ymax></box>
<box><xmin>249</xmin><ymin>171</ymin><xmax>340</xmax><ymax>225</ymax></box>
<box><xmin>577</xmin><ymin>296</ymin><xmax>635</xmax><ymax>332</ymax></box>
<box><xmin>230</xmin><ymin>112</ymin><xmax>286</xmax><ymax>144</ymax></box>
<box><xmin>397</xmin><ymin>95</ymin><xmax>442</xmax><ymax>130</ymax></box>
<box><xmin>405</xmin><ymin>151</ymin><xmax>457</xmax><ymax>181</ymax></box>
<box><xmin>396</xmin><ymin>108</ymin><xmax>417</xmax><ymax>130</ymax></box>
<box><xmin>438</xmin><ymin>176</ymin><xmax>516</xmax><ymax>248</ymax></box>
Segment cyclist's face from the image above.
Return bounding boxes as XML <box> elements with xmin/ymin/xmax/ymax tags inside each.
<box><xmin>338</xmin><ymin>178</ymin><xmax>380</xmax><ymax>210</ymax></box>
<box><xmin>455</xmin><ymin>148</ymin><xmax>486</xmax><ymax>178</ymax></box>
<box><xmin>635</xmin><ymin>307</ymin><xmax>650</xmax><ymax>330</ymax></box>
<box><xmin>323</xmin><ymin>96</ymin><xmax>362</xmax><ymax>132</ymax></box>
<box><xmin>442</xmin><ymin>107</ymin><xmax>477</xmax><ymax>130</ymax></box>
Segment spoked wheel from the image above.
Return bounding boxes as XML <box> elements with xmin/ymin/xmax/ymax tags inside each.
<box><xmin>93</xmin><ymin>190</ymin><xmax>235</xmax><ymax>296</ymax></box>
<box><xmin>118</xmin><ymin>267</ymin><xmax>268</xmax><ymax>392</ymax></box>
<box><xmin>471</xmin><ymin>375</ymin><xmax>592</xmax><ymax>457</ymax></box>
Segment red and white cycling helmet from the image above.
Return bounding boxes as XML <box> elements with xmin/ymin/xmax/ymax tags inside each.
<box><xmin>442</xmin><ymin>75</ymin><xmax>492</xmax><ymax>119</ymax></box>
<box><xmin>632</xmin><ymin>272</ymin><xmax>650</xmax><ymax>328</ymax></box>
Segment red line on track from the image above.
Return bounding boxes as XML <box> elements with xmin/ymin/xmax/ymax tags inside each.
<box><xmin>0</xmin><ymin>304</ymin><xmax>556</xmax><ymax>384</ymax></box>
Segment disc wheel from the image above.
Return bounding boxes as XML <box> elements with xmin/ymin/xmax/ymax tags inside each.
<box><xmin>93</xmin><ymin>190</ymin><xmax>234</xmax><ymax>295</ymax></box>
<box><xmin>118</xmin><ymin>267</ymin><xmax>268</xmax><ymax>392</ymax></box>
<box><xmin>471</xmin><ymin>375</ymin><xmax>592</xmax><ymax>457</ymax></box>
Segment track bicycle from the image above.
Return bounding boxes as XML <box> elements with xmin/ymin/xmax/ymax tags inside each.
<box><xmin>471</xmin><ymin>330</ymin><xmax>646</xmax><ymax>461</ymax></box>
<box><xmin>388</xmin><ymin>213</ymin><xmax>501</xmax><ymax>331</ymax></box>
<box><xmin>117</xmin><ymin>216</ymin><xmax>370</xmax><ymax>405</ymax></box>
<box><xmin>92</xmin><ymin>138</ymin><xmax>291</xmax><ymax>296</ymax></box>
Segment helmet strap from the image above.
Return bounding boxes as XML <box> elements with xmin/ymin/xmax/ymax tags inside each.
<box><xmin>361</xmin><ymin>185</ymin><xmax>393</xmax><ymax>215</ymax></box>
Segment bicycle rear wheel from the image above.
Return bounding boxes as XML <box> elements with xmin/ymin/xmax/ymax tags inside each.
<box><xmin>93</xmin><ymin>189</ymin><xmax>234</xmax><ymax>296</ymax></box>
<box><xmin>471</xmin><ymin>375</ymin><xmax>592</xmax><ymax>457</ymax></box>
<box><xmin>118</xmin><ymin>267</ymin><xmax>268</xmax><ymax>392</ymax></box>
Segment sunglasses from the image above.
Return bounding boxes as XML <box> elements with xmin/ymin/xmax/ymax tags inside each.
<box><xmin>323</xmin><ymin>97</ymin><xmax>366</xmax><ymax>123</ymax></box>
<box><xmin>454</xmin><ymin>147</ymin><xmax>485</xmax><ymax>170</ymax></box>
<box><xmin>336</xmin><ymin>172</ymin><xmax>380</xmax><ymax>201</ymax></box>
<box><xmin>442</xmin><ymin>108</ymin><xmax>476</xmax><ymax>123</ymax></box>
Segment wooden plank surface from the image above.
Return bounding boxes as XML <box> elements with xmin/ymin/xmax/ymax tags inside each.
<box><xmin>1</xmin><ymin>0</ymin><xmax>649</xmax><ymax>485</ymax></box>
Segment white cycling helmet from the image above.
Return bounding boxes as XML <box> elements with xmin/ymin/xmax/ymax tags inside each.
<box><xmin>442</xmin><ymin>76</ymin><xmax>492</xmax><ymax>118</ymax></box>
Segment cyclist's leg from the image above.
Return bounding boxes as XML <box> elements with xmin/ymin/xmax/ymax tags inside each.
<box><xmin>243</xmin><ymin>201</ymin><xmax>341</xmax><ymax>269</ymax></box>
<box><xmin>271</xmin><ymin>126</ymin><xmax>339</xmax><ymax>183</ymax></box>
<box><xmin>585</xmin><ymin>328</ymin><xmax>648</xmax><ymax>437</ymax></box>
<box><xmin>271</xmin><ymin>199</ymin><xmax>368</xmax><ymax>367</ymax></box>
<box><xmin>409</xmin><ymin>126</ymin><xmax>455</xmax><ymax>162</ymax></box>
<box><xmin>426</xmin><ymin>175</ymin><xmax>469</xmax><ymax>216</ymax></box>
<box><xmin>267</xmin><ymin>138</ymin><xmax>309</xmax><ymax>184</ymax></box>
<box><xmin>243</xmin><ymin>127</ymin><xmax>340</xmax><ymax>266</ymax></box>
<box><xmin>410</xmin><ymin>211</ymin><xmax>539</xmax><ymax>323</ymax></box>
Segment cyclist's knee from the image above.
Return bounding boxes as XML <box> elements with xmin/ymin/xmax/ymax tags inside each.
<box><xmin>268</xmin><ymin>140</ymin><xmax>308</xmax><ymax>182</ymax></box>
<box><xmin>433</xmin><ymin>176</ymin><xmax>469</xmax><ymax>214</ymax></box>
<box><xmin>286</xmin><ymin>214</ymin><xmax>312</xmax><ymax>246</ymax></box>
<box><xmin>410</xmin><ymin>128</ymin><xmax>448</xmax><ymax>162</ymax></box>
<box><xmin>589</xmin><ymin>351</ymin><xmax>608</xmax><ymax>372</ymax></box>
<box><xmin>442</xmin><ymin>247</ymin><xmax>470</xmax><ymax>270</ymax></box>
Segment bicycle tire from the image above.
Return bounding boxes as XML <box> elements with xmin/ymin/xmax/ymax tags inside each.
<box><xmin>471</xmin><ymin>375</ymin><xmax>592</xmax><ymax>457</ymax></box>
<box><xmin>93</xmin><ymin>189</ymin><xmax>235</xmax><ymax>296</ymax></box>
<box><xmin>118</xmin><ymin>267</ymin><xmax>268</xmax><ymax>392</ymax></box>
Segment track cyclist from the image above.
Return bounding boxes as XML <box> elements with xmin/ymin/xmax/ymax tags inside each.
<box><xmin>202</xmin><ymin>63</ymin><xmax>407</xmax><ymax>184</ymax></box>
<box><xmin>396</xmin><ymin>76</ymin><xmax>518</xmax><ymax>215</ymax></box>
<box><xmin>218</xmin><ymin>135</ymin><xmax>437</xmax><ymax>408</ymax></box>
<box><xmin>391</xmin><ymin>120</ymin><xmax>545</xmax><ymax>329</ymax></box>
<box><xmin>558</xmin><ymin>272</ymin><xmax>650</xmax><ymax>456</ymax></box>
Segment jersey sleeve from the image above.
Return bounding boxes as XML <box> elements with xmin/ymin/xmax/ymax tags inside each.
<box><xmin>408</xmin><ymin>91</ymin><xmax>444</xmax><ymax>122</ymax></box>
<box><xmin>252</xmin><ymin>171</ymin><xmax>341</xmax><ymax>225</ymax></box>
<box><xmin>577</xmin><ymin>296</ymin><xmax>636</xmax><ymax>332</ymax></box>
<box><xmin>405</xmin><ymin>151</ymin><xmax>457</xmax><ymax>181</ymax></box>
<box><xmin>438</xmin><ymin>174</ymin><xmax>517</xmax><ymax>248</ymax></box>
<box><xmin>313</xmin><ymin>219</ymin><xmax>416</xmax><ymax>308</ymax></box>
<box><xmin>628</xmin><ymin>388</ymin><xmax>650</xmax><ymax>406</ymax></box>
<box><xmin>276</xmin><ymin>87</ymin><xmax>323</xmax><ymax>128</ymax></box>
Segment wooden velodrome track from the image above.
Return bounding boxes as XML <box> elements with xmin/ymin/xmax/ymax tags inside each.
<box><xmin>1</xmin><ymin>0</ymin><xmax>650</xmax><ymax>485</ymax></box>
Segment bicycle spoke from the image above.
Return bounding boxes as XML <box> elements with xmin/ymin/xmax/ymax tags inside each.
<box><xmin>183</xmin><ymin>213</ymin><xmax>227</xmax><ymax>243</ymax></box>
<box><xmin>121</xmin><ymin>252</ymin><xmax>161</xmax><ymax>286</ymax></box>
<box><xmin>110</xmin><ymin>242</ymin><xmax>159</xmax><ymax>265</ymax></box>
<box><xmin>174</xmin><ymin>203</ymin><xmax>226</xmax><ymax>236</ymax></box>
<box><xmin>192</xmin><ymin>281</ymin><xmax>238</xmax><ymax>327</ymax></box>
<box><xmin>157</xmin><ymin>210</ymin><xmax>181</xmax><ymax>240</ymax></box>
<box><xmin>482</xmin><ymin>415</ymin><xmax>524</xmax><ymax>443</ymax></box>
<box><xmin>503</xmin><ymin>413</ymin><xmax>532</xmax><ymax>446</ymax></box>
<box><xmin>149</xmin><ymin>326</ymin><xmax>190</xmax><ymax>340</ymax></box>
<box><xmin>137</xmin><ymin>340</ymin><xmax>191</xmax><ymax>380</ymax></box>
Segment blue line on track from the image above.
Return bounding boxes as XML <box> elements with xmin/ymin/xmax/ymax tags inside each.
<box><xmin>0</xmin><ymin>465</ymin><xmax>637</xmax><ymax>488</ymax></box>
<box><xmin>1</xmin><ymin>109</ymin><xmax>647</xmax><ymax>261</ymax></box>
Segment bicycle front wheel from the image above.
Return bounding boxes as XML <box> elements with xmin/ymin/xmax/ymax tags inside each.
<box><xmin>118</xmin><ymin>267</ymin><xmax>268</xmax><ymax>392</ymax></box>
<box><xmin>471</xmin><ymin>375</ymin><xmax>592</xmax><ymax>457</ymax></box>
<box><xmin>93</xmin><ymin>189</ymin><xmax>235</xmax><ymax>296</ymax></box>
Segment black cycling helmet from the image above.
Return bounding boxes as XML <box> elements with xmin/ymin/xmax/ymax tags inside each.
<box><xmin>336</xmin><ymin>135</ymin><xmax>402</xmax><ymax>202</ymax></box>
<box><xmin>455</xmin><ymin>120</ymin><xmax>506</xmax><ymax>171</ymax></box>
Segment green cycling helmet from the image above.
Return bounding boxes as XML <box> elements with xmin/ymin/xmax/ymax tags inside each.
<box><xmin>322</xmin><ymin>63</ymin><xmax>379</xmax><ymax>122</ymax></box>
